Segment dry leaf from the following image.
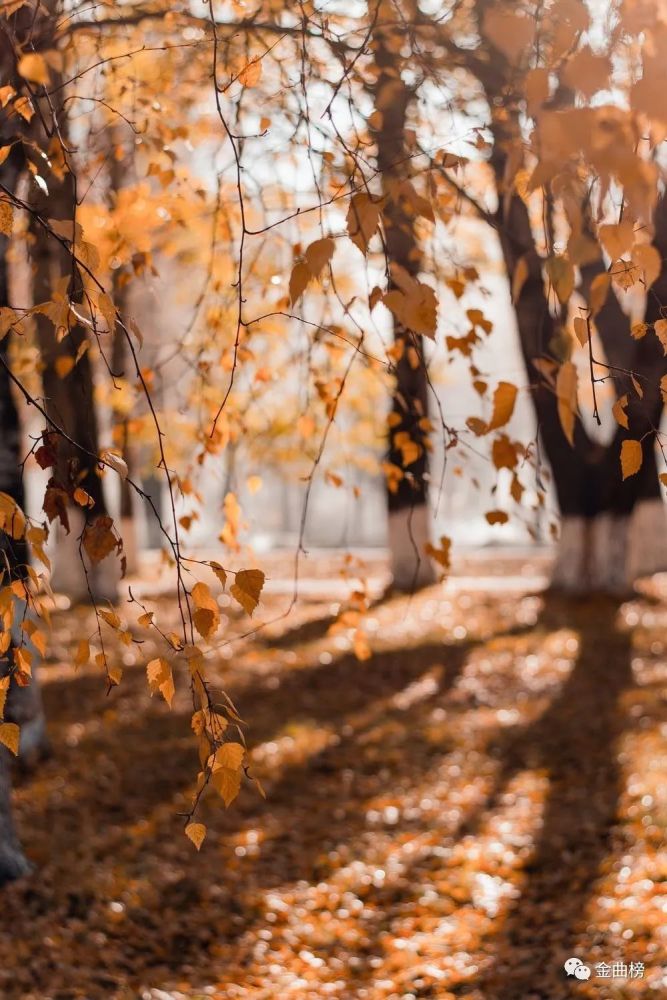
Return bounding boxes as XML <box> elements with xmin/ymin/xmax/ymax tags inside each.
<box><xmin>620</xmin><ymin>439</ymin><xmax>642</xmax><ymax>480</ymax></box>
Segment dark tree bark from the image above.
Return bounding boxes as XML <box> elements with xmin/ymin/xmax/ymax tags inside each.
<box><xmin>0</xmin><ymin>153</ymin><xmax>38</xmax><ymax>886</ymax></box>
<box><xmin>490</xmin><ymin>109</ymin><xmax>666</xmax><ymax>592</ymax></box>
<box><xmin>371</xmin><ymin>7</ymin><xmax>435</xmax><ymax>590</ymax></box>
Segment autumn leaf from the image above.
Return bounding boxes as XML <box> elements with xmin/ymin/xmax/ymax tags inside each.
<box><xmin>556</xmin><ymin>361</ymin><xmax>578</xmax><ymax>446</ymax></box>
<box><xmin>620</xmin><ymin>439</ymin><xmax>642</xmax><ymax>480</ymax></box>
<box><xmin>209</xmin><ymin>561</ymin><xmax>227</xmax><ymax>589</ymax></box>
<box><xmin>305</xmin><ymin>238</ymin><xmax>335</xmax><ymax>278</ymax></box>
<box><xmin>346</xmin><ymin>193</ymin><xmax>381</xmax><ymax>254</ymax></box>
<box><xmin>573</xmin><ymin>315</ymin><xmax>589</xmax><ymax>347</ymax></box>
<box><xmin>546</xmin><ymin>256</ymin><xmax>574</xmax><ymax>305</ymax></box>
<box><xmin>612</xmin><ymin>394</ymin><xmax>629</xmax><ymax>430</ymax></box>
<box><xmin>0</xmin><ymin>201</ymin><xmax>14</xmax><ymax>237</ymax></box>
<box><xmin>191</xmin><ymin>581</ymin><xmax>220</xmax><ymax>640</ymax></box>
<box><xmin>654</xmin><ymin>319</ymin><xmax>667</xmax><ymax>354</ymax></box>
<box><xmin>487</xmin><ymin>382</ymin><xmax>517</xmax><ymax>432</ymax></box>
<box><xmin>146</xmin><ymin>657</ymin><xmax>175</xmax><ymax>708</ymax></box>
<box><xmin>289</xmin><ymin>261</ymin><xmax>311</xmax><ymax>305</ymax></box>
<box><xmin>185</xmin><ymin>822</ymin><xmax>206</xmax><ymax>850</ymax></box>
<box><xmin>383</xmin><ymin>276</ymin><xmax>437</xmax><ymax>339</ymax></box>
<box><xmin>238</xmin><ymin>58</ymin><xmax>262</xmax><ymax>87</ymax></box>
<box><xmin>0</xmin><ymin>722</ymin><xmax>20</xmax><ymax>756</ymax></box>
<box><xmin>83</xmin><ymin>515</ymin><xmax>118</xmax><ymax>564</ymax></box>
<box><xmin>18</xmin><ymin>52</ymin><xmax>50</xmax><ymax>85</ymax></box>
<box><xmin>230</xmin><ymin>569</ymin><xmax>265</xmax><ymax>616</ymax></box>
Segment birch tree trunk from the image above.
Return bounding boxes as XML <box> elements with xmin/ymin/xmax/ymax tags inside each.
<box><xmin>0</xmin><ymin>153</ymin><xmax>37</xmax><ymax>884</ymax></box>
<box><xmin>30</xmin><ymin>162</ymin><xmax>119</xmax><ymax>603</ymax></box>
<box><xmin>372</xmin><ymin>5</ymin><xmax>435</xmax><ymax>591</ymax></box>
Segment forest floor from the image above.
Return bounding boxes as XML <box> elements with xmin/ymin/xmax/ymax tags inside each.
<box><xmin>1</xmin><ymin>550</ymin><xmax>666</xmax><ymax>1000</ymax></box>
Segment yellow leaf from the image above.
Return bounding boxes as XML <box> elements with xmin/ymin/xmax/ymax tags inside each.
<box><xmin>0</xmin><ymin>722</ymin><xmax>20</xmax><ymax>755</ymax></box>
<box><xmin>18</xmin><ymin>52</ymin><xmax>50</xmax><ymax>85</ymax></box>
<box><xmin>0</xmin><ymin>201</ymin><xmax>13</xmax><ymax>237</ymax></box>
<box><xmin>612</xmin><ymin>394</ymin><xmax>629</xmax><ymax>430</ymax></box>
<box><xmin>620</xmin><ymin>439</ymin><xmax>642</xmax><ymax>480</ymax></box>
<box><xmin>209</xmin><ymin>561</ymin><xmax>227</xmax><ymax>589</ymax></box>
<box><xmin>146</xmin><ymin>657</ymin><xmax>175</xmax><ymax>707</ymax></box>
<box><xmin>487</xmin><ymin>382</ymin><xmax>517</xmax><ymax>431</ymax></box>
<box><xmin>99</xmin><ymin>608</ymin><xmax>121</xmax><ymax>629</ymax></box>
<box><xmin>230</xmin><ymin>568</ymin><xmax>265</xmax><ymax>616</ymax></box>
<box><xmin>659</xmin><ymin>472</ymin><xmax>667</xmax><ymax>489</ymax></box>
<box><xmin>238</xmin><ymin>58</ymin><xmax>262</xmax><ymax>87</ymax></box>
<box><xmin>74</xmin><ymin>639</ymin><xmax>89</xmax><ymax>667</ymax></box>
<box><xmin>556</xmin><ymin>361</ymin><xmax>578</xmax><ymax>446</ymax></box>
<box><xmin>632</xmin><ymin>244</ymin><xmax>661</xmax><ymax>289</ymax></box>
<box><xmin>654</xmin><ymin>318</ymin><xmax>667</xmax><ymax>354</ymax></box>
<box><xmin>73</xmin><ymin>487</ymin><xmax>95</xmax><ymax>508</ymax></box>
<box><xmin>0</xmin><ymin>677</ymin><xmax>9</xmax><ymax>719</ymax></box>
<box><xmin>185</xmin><ymin>822</ymin><xmax>206</xmax><ymax>850</ymax></box>
<box><xmin>191</xmin><ymin>581</ymin><xmax>220</xmax><ymax>640</ymax></box>
<box><xmin>213</xmin><ymin>742</ymin><xmax>245</xmax><ymax>769</ymax></box>
<box><xmin>211</xmin><ymin>765</ymin><xmax>242</xmax><ymax>806</ymax></box>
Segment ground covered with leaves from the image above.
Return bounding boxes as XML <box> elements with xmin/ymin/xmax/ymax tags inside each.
<box><xmin>1</xmin><ymin>552</ymin><xmax>666</xmax><ymax>1000</ymax></box>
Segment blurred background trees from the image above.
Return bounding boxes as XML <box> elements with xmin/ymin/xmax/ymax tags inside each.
<box><xmin>1</xmin><ymin>0</ymin><xmax>667</xmax><ymax>879</ymax></box>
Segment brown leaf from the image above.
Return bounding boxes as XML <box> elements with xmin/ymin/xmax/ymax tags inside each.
<box><xmin>230</xmin><ymin>568</ymin><xmax>265</xmax><ymax>616</ymax></box>
<box><xmin>487</xmin><ymin>382</ymin><xmax>518</xmax><ymax>431</ymax></box>
<box><xmin>289</xmin><ymin>261</ymin><xmax>311</xmax><ymax>305</ymax></box>
<box><xmin>83</xmin><ymin>515</ymin><xmax>118</xmax><ymax>564</ymax></box>
<box><xmin>146</xmin><ymin>657</ymin><xmax>175</xmax><ymax>707</ymax></box>
<box><xmin>620</xmin><ymin>439</ymin><xmax>642</xmax><ymax>480</ymax></box>
<box><xmin>346</xmin><ymin>193</ymin><xmax>381</xmax><ymax>254</ymax></box>
<box><xmin>556</xmin><ymin>361</ymin><xmax>578</xmax><ymax>446</ymax></box>
<box><xmin>305</xmin><ymin>238</ymin><xmax>335</xmax><ymax>278</ymax></box>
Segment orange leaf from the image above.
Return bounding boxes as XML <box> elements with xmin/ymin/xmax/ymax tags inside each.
<box><xmin>620</xmin><ymin>439</ymin><xmax>642</xmax><ymax>480</ymax></box>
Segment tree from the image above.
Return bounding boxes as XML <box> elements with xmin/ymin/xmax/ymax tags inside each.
<box><xmin>1</xmin><ymin>0</ymin><xmax>667</xmax><ymax>880</ymax></box>
<box><xmin>371</xmin><ymin>3</ymin><xmax>436</xmax><ymax>589</ymax></box>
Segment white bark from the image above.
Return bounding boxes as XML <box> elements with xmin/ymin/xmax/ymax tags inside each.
<box><xmin>388</xmin><ymin>504</ymin><xmax>436</xmax><ymax>591</ymax></box>
<box><xmin>50</xmin><ymin>506</ymin><xmax>119</xmax><ymax>604</ymax></box>
<box><xmin>551</xmin><ymin>516</ymin><xmax>589</xmax><ymax>592</ymax></box>
<box><xmin>120</xmin><ymin>514</ymin><xmax>139</xmax><ymax>576</ymax></box>
<box><xmin>627</xmin><ymin>498</ymin><xmax>667</xmax><ymax>581</ymax></box>
<box><xmin>551</xmin><ymin>500</ymin><xmax>667</xmax><ymax>594</ymax></box>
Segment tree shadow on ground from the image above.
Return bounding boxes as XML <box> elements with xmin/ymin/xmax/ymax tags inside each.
<box><xmin>2</xmin><ymin>594</ymin><xmax>536</xmax><ymax>997</ymax></box>
<box><xmin>336</xmin><ymin>593</ymin><xmax>637</xmax><ymax>1000</ymax></box>
<box><xmin>452</xmin><ymin>593</ymin><xmax>634</xmax><ymax>999</ymax></box>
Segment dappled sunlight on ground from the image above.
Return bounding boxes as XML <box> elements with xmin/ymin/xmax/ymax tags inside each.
<box><xmin>1</xmin><ymin>556</ymin><xmax>666</xmax><ymax>999</ymax></box>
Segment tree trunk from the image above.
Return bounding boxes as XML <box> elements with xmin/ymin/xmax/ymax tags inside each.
<box><xmin>31</xmin><ymin>168</ymin><xmax>119</xmax><ymax>603</ymax></box>
<box><xmin>0</xmin><ymin>155</ymin><xmax>40</xmax><ymax>884</ymax></box>
<box><xmin>492</xmin><ymin>124</ymin><xmax>666</xmax><ymax>592</ymax></box>
<box><xmin>372</xmin><ymin>7</ymin><xmax>435</xmax><ymax>591</ymax></box>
